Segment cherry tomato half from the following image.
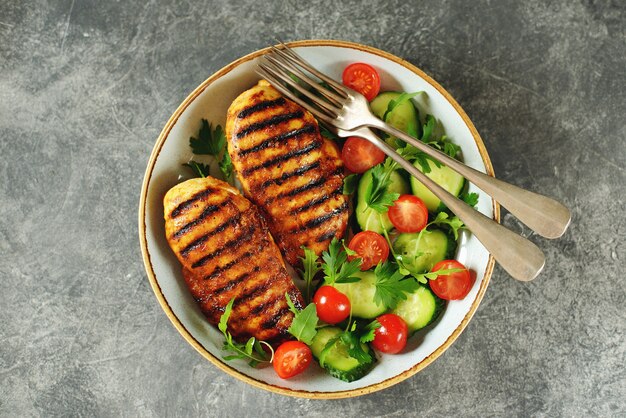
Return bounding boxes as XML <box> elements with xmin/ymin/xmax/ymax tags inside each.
<box><xmin>273</xmin><ymin>340</ymin><xmax>312</xmax><ymax>379</ymax></box>
<box><xmin>342</xmin><ymin>63</ymin><xmax>381</xmax><ymax>101</ymax></box>
<box><xmin>387</xmin><ymin>194</ymin><xmax>429</xmax><ymax>233</ymax></box>
<box><xmin>341</xmin><ymin>136</ymin><xmax>386</xmax><ymax>174</ymax></box>
<box><xmin>372</xmin><ymin>313</ymin><xmax>408</xmax><ymax>354</ymax></box>
<box><xmin>313</xmin><ymin>285</ymin><xmax>351</xmax><ymax>324</ymax></box>
<box><xmin>348</xmin><ymin>231</ymin><xmax>390</xmax><ymax>271</ymax></box>
<box><xmin>429</xmin><ymin>260</ymin><xmax>473</xmax><ymax>300</ymax></box>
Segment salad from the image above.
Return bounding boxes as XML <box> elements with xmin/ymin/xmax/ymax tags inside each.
<box><xmin>184</xmin><ymin>62</ymin><xmax>478</xmax><ymax>382</ymax></box>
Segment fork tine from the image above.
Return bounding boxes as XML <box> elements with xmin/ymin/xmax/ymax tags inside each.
<box><xmin>265</xmin><ymin>52</ymin><xmax>346</xmax><ymax>106</ymax></box>
<box><xmin>255</xmin><ymin>66</ymin><xmax>335</xmax><ymax>126</ymax></box>
<box><xmin>259</xmin><ymin>58</ymin><xmax>339</xmax><ymax>116</ymax></box>
<box><xmin>271</xmin><ymin>44</ymin><xmax>351</xmax><ymax>98</ymax></box>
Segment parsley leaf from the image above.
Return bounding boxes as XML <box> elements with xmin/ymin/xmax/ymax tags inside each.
<box><xmin>360</xmin><ymin>320</ymin><xmax>381</xmax><ymax>343</ymax></box>
<box><xmin>461</xmin><ymin>191</ymin><xmax>479</xmax><ymax>208</ymax></box>
<box><xmin>373</xmin><ymin>262</ymin><xmax>421</xmax><ymax>310</ymax></box>
<box><xmin>340</xmin><ymin>322</ymin><xmax>373</xmax><ymax>364</ymax></box>
<box><xmin>187</xmin><ymin>119</ymin><xmax>234</xmax><ymax>183</ymax></box>
<box><xmin>343</xmin><ymin>173</ymin><xmax>360</xmax><ymax>195</ymax></box>
<box><xmin>321</xmin><ymin>238</ymin><xmax>362</xmax><ymax>285</ymax></box>
<box><xmin>218</xmin><ymin>298</ymin><xmax>272</xmax><ymax>367</ymax></box>
<box><xmin>429</xmin><ymin>212</ymin><xmax>465</xmax><ymax>240</ymax></box>
<box><xmin>364</xmin><ymin>164</ymin><xmax>400</xmax><ymax>213</ymax></box>
<box><xmin>183</xmin><ymin>161</ymin><xmax>210</xmax><ymax>178</ymax></box>
<box><xmin>298</xmin><ymin>247</ymin><xmax>322</xmax><ymax>303</ymax></box>
<box><xmin>382</xmin><ymin>92</ymin><xmax>421</xmax><ymax>121</ymax></box>
<box><xmin>286</xmin><ymin>295</ymin><xmax>319</xmax><ymax>345</ymax></box>
<box><xmin>421</xmin><ymin>115</ymin><xmax>436</xmax><ymax>142</ymax></box>
<box><xmin>416</xmin><ymin>267</ymin><xmax>464</xmax><ymax>282</ymax></box>
<box><xmin>190</xmin><ymin>119</ymin><xmax>224</xmax><ymax>156</ymax></box>
<box><xmin>218</xmin><ymin>150</ymin><xmax>233</xmax><ymax>182</ymax></box>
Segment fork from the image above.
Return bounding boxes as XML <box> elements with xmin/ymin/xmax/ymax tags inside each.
<box><xmin>256</xmin><ymin>45</ymin><xmax>570</xmax><ymax>281</ymax></box>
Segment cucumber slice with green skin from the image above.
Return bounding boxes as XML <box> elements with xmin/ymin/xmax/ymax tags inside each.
<box><xmin>393</xmin><ymin>229</ymin><xmax>455</xmax><ymax>274</ymax></box>
<box><xmin>392</xmin><ymin>285</ymin><xmax>445</xmax><ymax>333</ymax></box>
<box><xmin>410</xmin><ymin>158</ymin><xmax>465</xmax><ymax>212</ymax></box>
<box><xmin>310</xmin><ymin>327</ymin><xmax>375</xmax><ymax>382</ymax></box>
<box><xmin>370</xmin><ymin>91</ymin><xmax>421</xmax><ymax>148</ymax></box>
<box><xmin>335</xmin><ymin>271</ymin><xmax>386</xmax><ymax>319</ymax></box>
<box><xmin>356</xmin><ymin>169</ymin><xmax>409</xmax><ymax>234</ymax></box>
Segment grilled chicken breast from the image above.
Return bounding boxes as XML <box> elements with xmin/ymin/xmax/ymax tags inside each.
<box><xmin>226</xmin><ymin>80</ymin><xmax>349</xmax><ymax>266</ymax></box>
<box><xmin>163</xmin><ymin>177</ymin><xmax>304</xmax><ymax>346</ymax></box>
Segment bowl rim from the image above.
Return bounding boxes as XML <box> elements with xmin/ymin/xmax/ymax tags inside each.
<box><xmin>138</xmin><ymin>39</ymin><xmax>499</xmax><ymax>399</ymax></box>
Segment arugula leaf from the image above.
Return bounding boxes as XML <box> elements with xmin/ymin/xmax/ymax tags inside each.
<box><xmin>382</xmin><ymin>92</ymin><xmax>420</xmax><ymax>121</ymax></box>
<box><xmin>298</xmin><ymin>247</ymin><xmax>322</xmax><ymax>303</ymax></box>
<box><xmin>190</xmin><ymin>119</ymin><xmax>224</xmax><ymax>156</ymax></box>
<box><xmin>416</xmin><ymin>267</ymin><xmax>464</xmax><ymax>282</ymax></box>
<box><xmin>286</xmin><ymin>295</ymin><xmax>319</xmax><ymax>345</ymax></box>
<box><xmin>218</xmin><ymin>298</ymin><xmax>272</xmax><ymax>367</ymax></box>
<box><xmin>373</xmin><ymin>262</ymin><xmax>421</xmax><ymax>310</ymax></box>
<box><xmin>183</xmin><ymin>161</ymin><xmax>210</xmax><ymax>178</ymax></box>
<box><xmin>461</xmin><ymin>191</ymin><xmax>479</xmax><ymax>208</ymax></box>
<box><xmin>321</xmin><ymin>238</ymin><xmax>362</xmax><ymax>285</ymax></box>
<box><xmin>343</xmin><ymin>173</ymin><xmax>360</xmax><ymax>195</ymax></box>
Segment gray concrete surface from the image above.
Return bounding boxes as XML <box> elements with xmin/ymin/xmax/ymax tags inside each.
<box><xmin>1</xmin><ymin>0</ymin><xmax>624</xmax><ymax>416</ymax></box>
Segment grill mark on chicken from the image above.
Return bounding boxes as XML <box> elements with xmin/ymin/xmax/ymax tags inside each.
<box><xmin>233</xmin><ymin>279</ymin><xmax>272</xmax><ymax>307</ymax></box>
<box><xmin>238</xmin><ymin>124</ymin><xmax>316</xmax><ymax>157</ymax></box>
<box><xmin>279</xmin><ymin>177</ymin><xmax>327</xmax><ymax>199</ymax></box>
<box><xmin>241</xmin><ymin>141</ymin><xmax>321</xmax><ymax>176</ymax></box>
<box><xmin>202</xmin><ymin>248</ymin><xmax>257</xmax><ymax>280</ymax></box>
<box><xmin>235</xmin><ymin>110</ymin><xmax>304</xmax><ymax>139</ymax></box>
<box><xmin>172</xmin><ymin>200</ymin><xmax>230</xmax><ymax>239</ymax></box>
<box><xmin>259</xmin><ymin>162</ymin><xmax>320</xmax><ymax>189</ymax></box>
<box><xmin>170</xmin><ymin>188</ymin><xmax>214</xmax><ymax>218</ymax></box>
<box><xmin>261</xmin><ymin>307</ymin><xmax>290</xmax><ymax>330</ymax></box>
<box><xmin>191</xmin><ymin>225</ymin><xmax>256</xmax><ymax>268</ymax></box>
<box><xmin>179</xmin><ymin>214</ymin><xmax>242</xmax><ymax>257</ymax></box>
<box><xmin>316</xmin><ymin>230</ymin><xmax>337</xmax><ymax>243</ymax></box>
<box><xmin>237</xmin><ymin>97</ymin><xmax>286</xmax><ymax>119</ymax></box>
<box><xmin>212</xmin><ymin>265</ymin><xmax>261</xmax><ymax>296</ymax></box>
<box><xmin>295</xmin><ymin>201</ymin><xmax>349</xmax><ymax>233</ymax></box>
<box><xmin>288</xmin><ymin>184</ymin><xmax>343</xmax><ymax>215</ymax></box>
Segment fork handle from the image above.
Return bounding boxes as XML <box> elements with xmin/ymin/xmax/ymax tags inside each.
<box><xmin>355</xmin><ymin>127</ymin><xmax>545</xmax><ymax>282</ymax></box>
<box><xmin>368</xmin><ymin>119</ymin><xmax>571</xmax><ymax>239</ymax></box>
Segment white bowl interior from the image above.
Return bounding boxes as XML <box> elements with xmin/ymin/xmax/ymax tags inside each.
<box><xmin>142</xmin><ymin>44</ymin><xmax>493</xmax><ymax>393</ymax></box>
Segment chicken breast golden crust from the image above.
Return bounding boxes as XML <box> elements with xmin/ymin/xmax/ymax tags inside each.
<box><xmin>226</xmin><ymin>80</ymin><xmax>349</xmax><ymax>266</ymax></box>
<box><xmin>163</xmin><ymin>177</ymin><xmax>304</xmax><ymax>346</ymax></box>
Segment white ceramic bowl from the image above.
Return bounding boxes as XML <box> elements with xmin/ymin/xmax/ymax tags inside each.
<box><xmin>138</xmin><ymin>40</ymin><xmax>498</xmax><ymax>398</ymax></box>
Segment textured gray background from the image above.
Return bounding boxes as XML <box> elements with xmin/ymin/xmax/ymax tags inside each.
<box><xmin>1</xmin><ymin>0</ymin><xmax>624</xmax><ymax>416</ymax></box>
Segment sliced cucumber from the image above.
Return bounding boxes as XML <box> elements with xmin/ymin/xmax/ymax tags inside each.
<box><xmin>392</xmin><ymin>285</ymin><xmax>445</xmax><ymax>332</ymax></box>
<box><xmin>410</xmin><ymin>158</ymin><xmax>465</xmax><ymax>212</ymax></box>
<box><xmin>356</xmin><ymin>169</ymin><xmax>409</xmax><ymax>234</ymax></box>
<box><xmin>393</xmin><ymin>229</ymin><xmax>454</xmax><ymax>274</ymax></box>
<box><xmin>370</xmin><ymin>91</ymin><xmax>421</xmax><ymax>148</ymax></box>
<box><xmin>310</xmin><ymin>327</ymin><xmax>375</xmax><ymax>382</ymax></box>
<box><xmin>335</xmin><ymin>271</ymin><xmax>386</xmax><ymax>319</ymax></box>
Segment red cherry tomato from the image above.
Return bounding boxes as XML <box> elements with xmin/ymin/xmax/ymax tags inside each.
<box><xmin>348</xmin><ymin>231</ymin><xmax>390</xmax><ymax>270</ymax></box>
<box><xmin>341</xmin><ymin>136</ymin><xmax>386</xmax><ymax>174</ymax></box>
<box><xmin>342</xmin><ymin>63</ymin><xmax>381</xmax><ymax>101</ymax></box>
<box><xmin>273</xmin><ymin>340</ymin><xmax>312</xmax><ymax>379</ymax></box>
<box><xmin>372</xmin><ymin>313</ymin><xmax>408</xmax><ymax>354</ymax></box>
<box><xmin>313</xmin><ymin>285</ymin><xmax>351</xmax><ymax>324</ymax></box>
<box><xmin>387</xmin><ymin>194</ymin><xmax>429</xmax><ymax>233</ymax></box>
<box><xmin>429</xmin><ymin>260</ymin><xmax>473</xmax><ymax>300</ymax></box>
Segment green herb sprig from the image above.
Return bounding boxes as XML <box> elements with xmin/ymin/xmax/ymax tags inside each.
<box><xmin>218</xmin><ymin>299</ymin><xmax>273</xmax><ymax>367</ymax></box>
